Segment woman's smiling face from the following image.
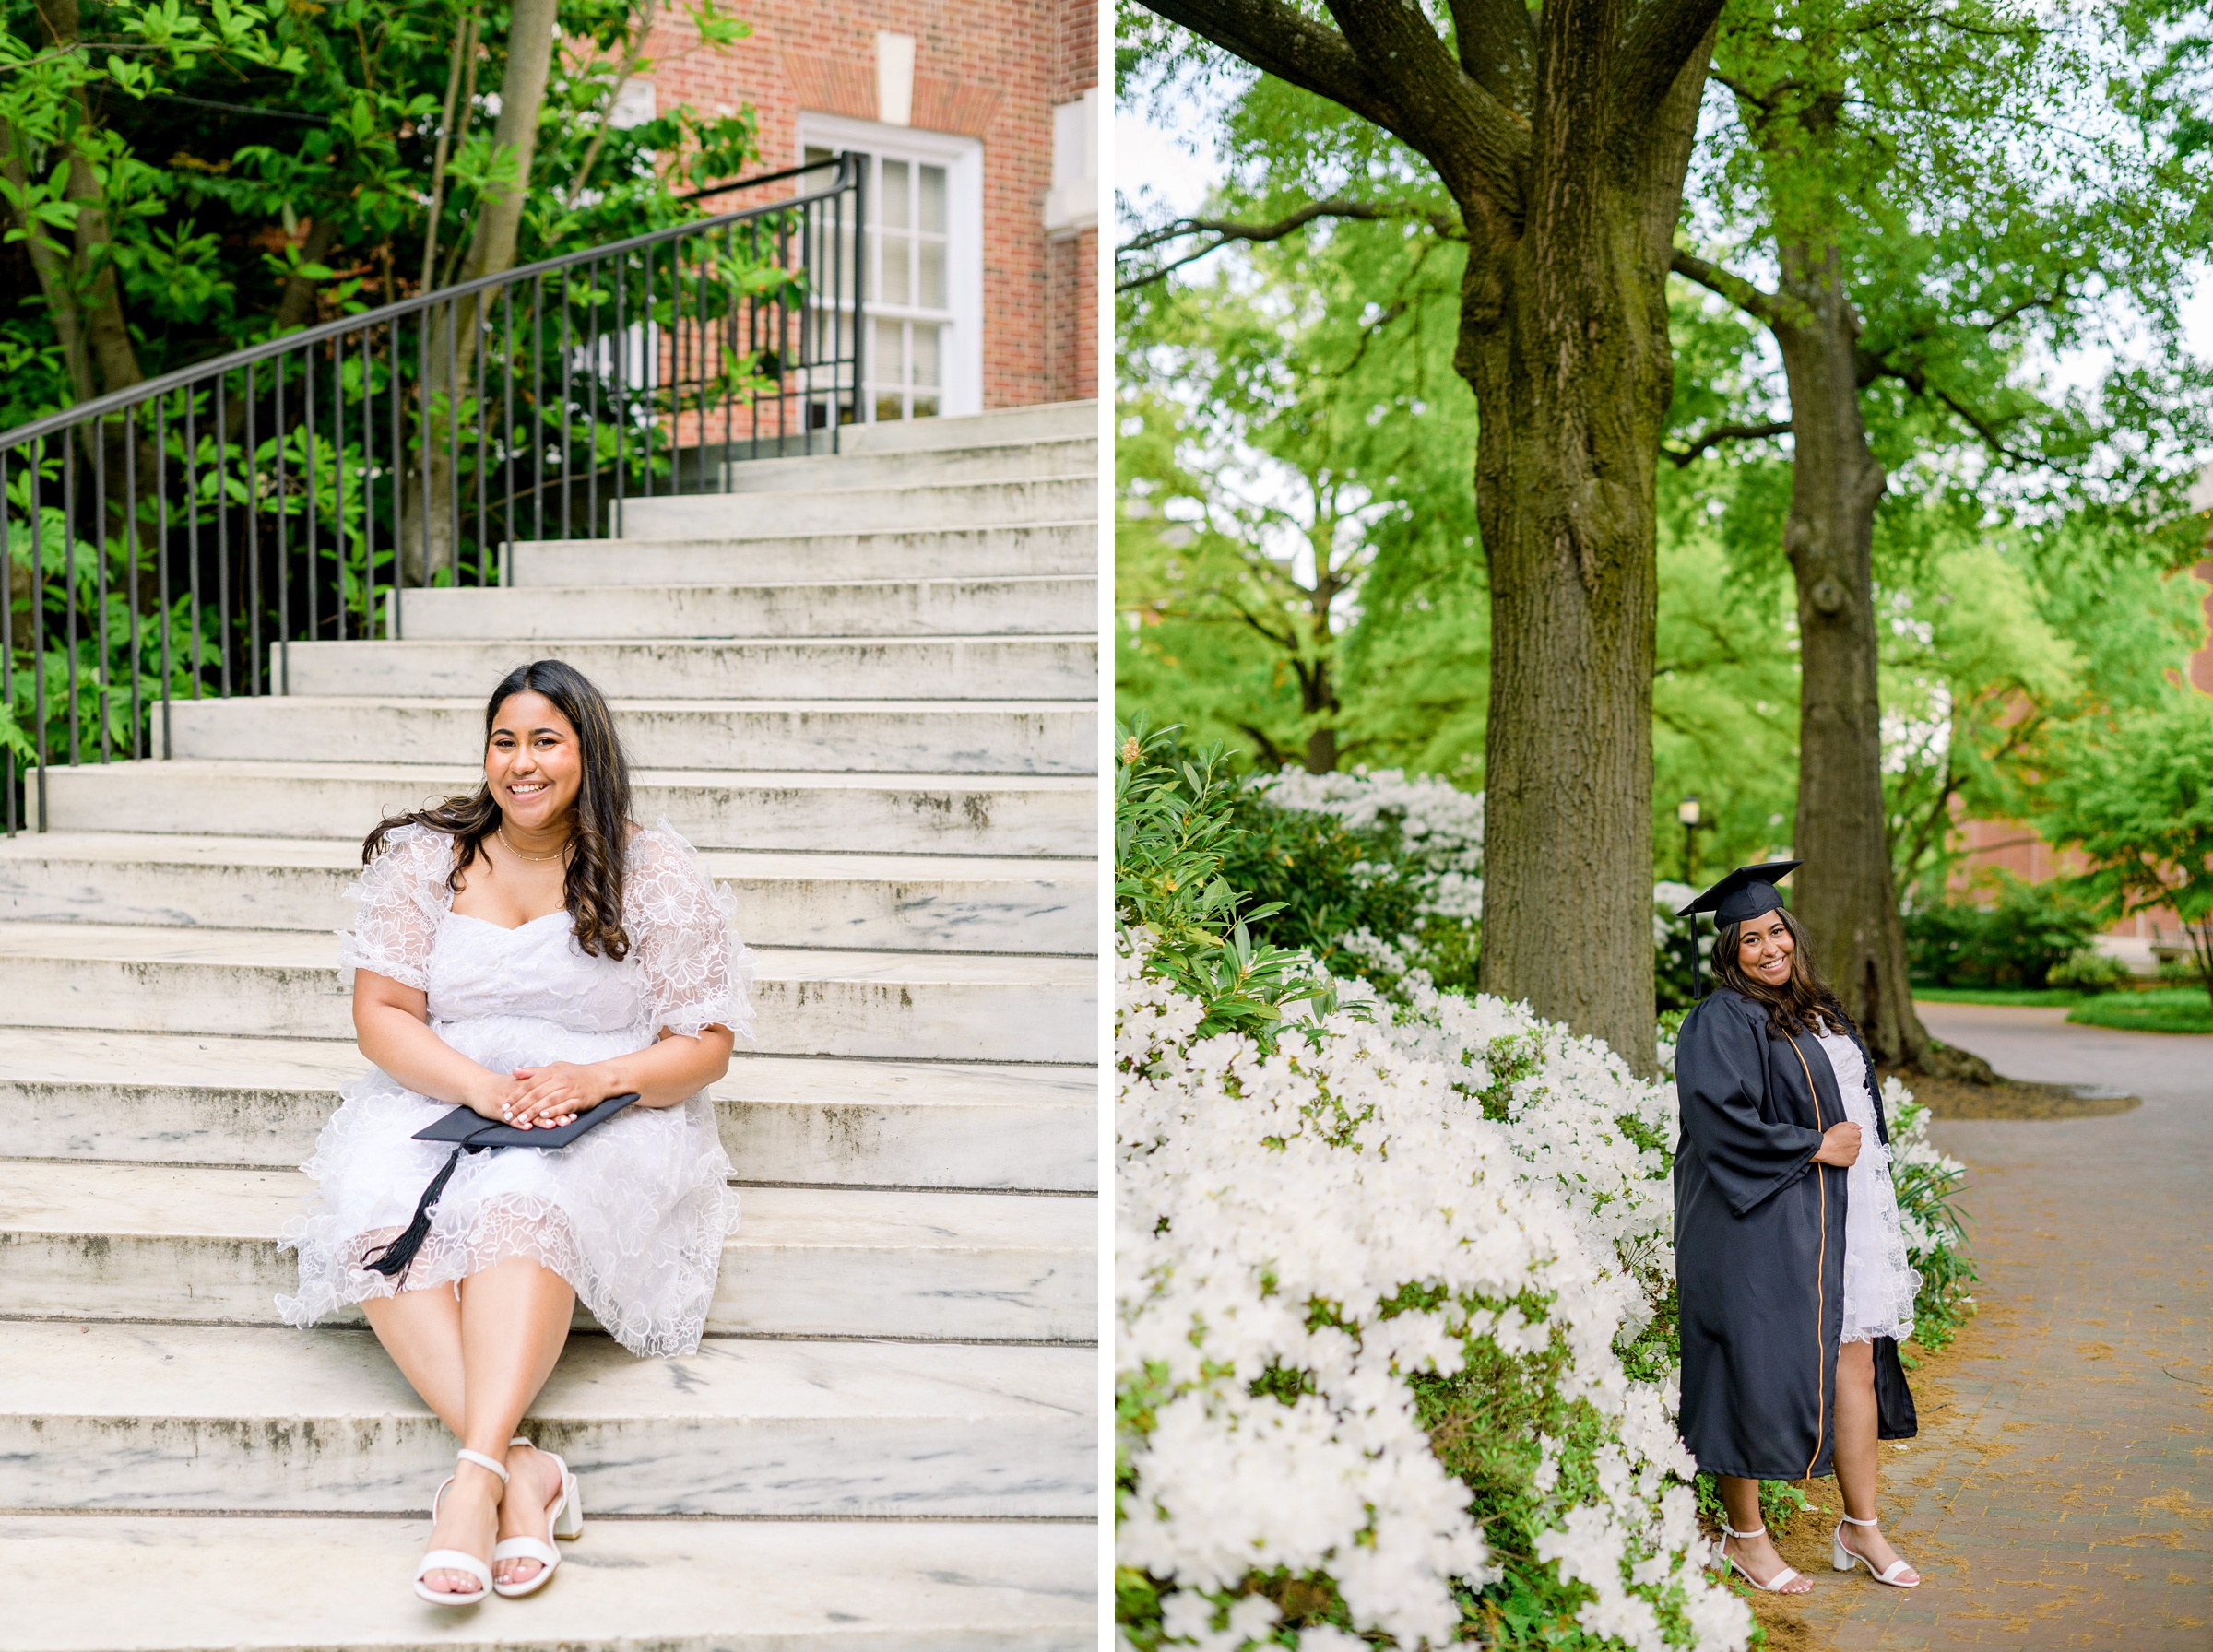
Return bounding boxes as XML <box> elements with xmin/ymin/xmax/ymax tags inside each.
<box><xmin>485</xmin><ymin>690</ymin><xmax>583</xmax><ymax>833</ymax></box>
<box><xmin>1735</xmin><ymin>908</ymin><xmax>1794</xmax><ymax>986</ymax></box>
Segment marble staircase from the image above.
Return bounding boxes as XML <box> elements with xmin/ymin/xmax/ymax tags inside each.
<box><xmin>0</xmin><ymin>402</ymin><xmax>1100</xmax><ymax>1651</ymax></box>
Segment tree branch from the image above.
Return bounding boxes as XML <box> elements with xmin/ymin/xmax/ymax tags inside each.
<box><xmin>1616</xmin><ymin>0</ymin><xmax>1730</xmax><ymax>125</ymax></box>
<box><xmin>1445</xmin><ymin>0</ymin><xmax>1535</xmax><ymax>113</ymax></box>
<box><xmin>1670</xmin><ymin>246</ymin><xmax>1792</xmax><ymax>330</ymax></box>
<box><xmin>1117</xmin><ymin>198</ymin><xmax>1457</xmax><ymax>291</ymax></box>
<box><xmin>1318</xmin><ymin>0</ymin><xmax>1532</xmax><ymax>211</ymax></box>
<box><xmin>1141</xmin><ymin>0</ymin><xmax>1398</xmax><ymax>140</ymax></box>
<box><xmin>1142</xmin><ymin>0</ymin><xmax>1529</xmax><ymax>219</ymax></box>
<box><xmin>1665</xmin><ymin>419</ymin><xmax>1793</xmax><ymax>466</ymax></box>
<box><xmin>1880</xmin><ymin>364</ymin><xmax>2045</xmax><ymax>468</ymax></box>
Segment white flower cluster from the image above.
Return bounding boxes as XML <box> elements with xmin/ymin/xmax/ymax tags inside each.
<box><xmin>1118</xmin><ymin>940</ymin><xmax>1755</xmax><ymax>1652</ymax></box>
<box><xmin>1882</xmin><ymin>1076</ymin><xmax>1967</xmax><ymax>1269</ymax></box>
<box><xmin>1252</xmin><ymin>768</ymin><xmax>1485</xmax><ymax>920</ymax></box>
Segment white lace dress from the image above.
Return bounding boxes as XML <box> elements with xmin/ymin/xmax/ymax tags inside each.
<box><xmin>277</xmin><ymin>820</ymin><xmax>756</xmax><ymax>1357</ymax></box>
<box><xmin>1815</xmin><ymin>1028</ymin><xmax>1922</xmax><ymax>1344</ymax></box>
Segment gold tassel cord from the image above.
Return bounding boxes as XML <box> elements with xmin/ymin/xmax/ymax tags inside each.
<box><xmin>1785</xmin><ymin>1033</ymin><xmax>1828</xmax><ymax>1488</ymax></box>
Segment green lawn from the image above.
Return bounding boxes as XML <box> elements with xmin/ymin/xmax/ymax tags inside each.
<box><xmin>2065</xmin><ymin>986</ymin><xmax>2213</xmax><ymax>1035</ymax></box>
<box><xmin>1910</xmin><ymin>985</ymin><xmax>2088</xmax><ymax>1009</ymax></box>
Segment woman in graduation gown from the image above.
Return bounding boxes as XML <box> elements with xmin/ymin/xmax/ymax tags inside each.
<box><xmin>1673</xmin><ymin>862</ymin><xmax>1923</xmax><ymax>1595</ymax></box>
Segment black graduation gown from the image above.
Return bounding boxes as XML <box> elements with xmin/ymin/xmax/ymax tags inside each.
<box><xmin>1673</xmin><ymin>988</ymin><xmax>1918</xmax><ymax>1481</ymax></box>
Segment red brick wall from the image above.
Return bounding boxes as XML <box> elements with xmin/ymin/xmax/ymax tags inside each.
<box><xmin>1047</xmin><ymin>224</ymin><xmax>1096</xmax><ymax>403</ymax></box>
<box><xmin>1056</xmin><ymin>0</ymin><xmax>1096</xmax><ymax>102</ymax></box>
<box><xmin>640</xmin><ymin>0</ymin><xmax>1095</xmax><ymax>412</ymax></box>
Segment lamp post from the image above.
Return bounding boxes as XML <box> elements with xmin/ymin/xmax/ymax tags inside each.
<box><xmin>1678</xmin><ymin>797</ymin><xmax>1703</xmax><ymax>999</ymax></box>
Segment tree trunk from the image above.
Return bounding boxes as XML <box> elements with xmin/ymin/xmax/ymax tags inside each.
<box><xmin>1768</xmin><ymin>240</ymin><xmax>1937</xmax><ymax>1070</ymax></box>
<box><xmin>402</xmin><ymin>0</ymin><xmax>559</xmax><ymax>585</ymax></box>
<box><xmin>274</xmin><ymin>218</ymin><xmax>341</xmax><ymax>334</ymax></box>
<box><xmin>1462</xmin><ymin>26</ymin><xmax>1716</xmax><ymax>1076</ymax></box>
<box><xmin>1</xmin><ymin>122</ymin><xmax>94</xmax><ymax>404</ymax></box>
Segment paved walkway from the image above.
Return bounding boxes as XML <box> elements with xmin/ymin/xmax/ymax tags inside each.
<box><xmin>1781</xmin><ymin>1004</ymin><xmax>2213</xmax><ymax>1649</ymax></box>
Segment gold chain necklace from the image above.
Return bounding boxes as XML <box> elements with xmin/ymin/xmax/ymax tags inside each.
<box><xmin>497</xmin><ymin>824</ymin><xmax>568</xmax><ymax>864</ymax></box>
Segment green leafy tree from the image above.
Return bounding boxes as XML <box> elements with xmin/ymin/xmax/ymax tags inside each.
<box><xmin>2041</xmin><ymin>692</ymin><xmax>2213</xmax><ymax>1011</ymax></box>
<box><xmin>1667</xmin><ymin>0</ymin><xmax>2212</xmax><ymax>1067</ymax></box>
<box><xmin>0</xmin><ymin>0</ymin><xmax>761</xmax><ymax>425</ymax></box>
<box><xmin>0</xmin><ymin>0</ymin><xmax>304</xmax><ymax>405</ymax></box>
<box><xmin>1123</xmin><ymin>0</ymin><xmax>1734</xmax><ymax>1074</ymax></box>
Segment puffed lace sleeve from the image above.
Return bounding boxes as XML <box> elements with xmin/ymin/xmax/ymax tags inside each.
<box><xmin>628</xmin><ymin>821</ymin><xmax>757</xmax><ymax>1043</ymax></box>
<box><xmin>337</xmin><ymin>824</ymin><xmax>455</xmax><ymax>991</ymax></box>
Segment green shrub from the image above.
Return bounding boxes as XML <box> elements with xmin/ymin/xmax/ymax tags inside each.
<box><xmin>2048</xmin><ymin>948</ymin><xmax>2134</xmax><ymax>994</ymax></box>
<box><xmin>2156</xmin><ymin>951</ymin><xmax>2207</xmax><ymax>986</ymax></box>
<box><xmin>1113</xmin><ymin>716</ymin><xmax>1350</xmax><ymax>1049</ymax></box>
<box><xmin>1221</xmin><ymin>785</ymin><xmax>1483</xmax><ymax>998</ymax></box>
<box><xmin>1903</xmin><ymin>870</ymin><xmax>2101</xmax><ymax>990</ymax></box>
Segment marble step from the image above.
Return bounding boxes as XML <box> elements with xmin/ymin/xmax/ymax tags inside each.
<box><xmin>0</xmin><ymin>1162</ymin><xmax>1096</xmax><ymax>1339</ymax></box>
<box><xmin>274</xmin><ymin>634</ymin><xmax>1097</xmax><ymax>700</ymax></box>
<box><xmin>45</xmin><ymin>761</ymin><xmax>1097</xmax><ymax>856</ymax></box>
<box><xmin>508</xmin><ymin>521</ymin><xmax>1096</xmax><ymax>586</ymax></box>
<box><xmin>168</xmin><ymin>696</ymin><xmax>1097</xmax><ymax>777</ymax></box>
<box><xmin>404</xmin><ymin>572</ymin><xmax>1095</xmax><ymax>638</ymax></box>
<box><xmin>843</xmin><ymin>399</ymin><xmax>1096</xmax><ymax>453</ymax></box>
<box><xmin>0</xmin><ymin>833</ymin><xmax>1096</xmax><ymax>953</ymax></box>
<box><xmin>0</xmin><ymin>1515</ymin><xmax>1095</xmax><ymax>1651</ymax></box>
<box><xmin>0</xmin><ymin>926</ymin><xmax>1098</xmax><ymax>1062</ymax></box>
<box><xmin>0</xmin><ymin>1031</ymin><xmax>1097</xmax><ymax>1190</ymax></box>
<box><xmin>720</xmin><ymin>434</ymin><xmax>1095</xmax><ymax>490</ymax></box>
<box><xmin>618</xmin><ymin>475</ymin><xmax>1092</xmax><ymax>537</ymax></box>
<box><xmin>0</xmin><ymin>1322</ymin><xmax>1093</xmax><ymax>1516</ymax></box>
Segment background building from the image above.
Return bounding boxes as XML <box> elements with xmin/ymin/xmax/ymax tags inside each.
<box><xmin>636</xmin><ymin>0</ymin><xmax>1098</xmax><ymax>423</ymax></box>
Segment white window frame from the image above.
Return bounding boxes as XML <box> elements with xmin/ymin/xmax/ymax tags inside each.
<box><xmin>798</xmin><ymin>112</ymin><xmax>984</xmax><ymax>420</ymax></box>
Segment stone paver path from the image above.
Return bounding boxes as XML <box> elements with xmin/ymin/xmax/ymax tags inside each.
<box><xmin>1782</xmin><ymin>1004</ymin><xmax>2213</xmax><ymax>1649</ymax></box>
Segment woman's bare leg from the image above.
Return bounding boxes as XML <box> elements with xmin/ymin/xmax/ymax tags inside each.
<box><xmin>1834</xmin><ymin>1340</ymin><xmax>1918</xmax><ymax>1581</ymax></box>
<box><xmin>361</xmin><ymin>1282</ymin><xmax>467</xmax><ymax>1433</ymax></box>
<box><xmin>361</xmin><ymin>1280</ymin><xmax>486</xmax><ymax>1595</ymax></box>
<box><xmin>456</xmin><ymin>1255</ymin><xmax>576</xmax><ymax>1586</ymax></box>
<box><xmin>1716</xmin><ymin>1475</ymin><xmax>1812</xmax><ymax>1592</ymax></box>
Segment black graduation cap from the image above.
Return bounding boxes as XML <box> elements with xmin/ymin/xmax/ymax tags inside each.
<box><xmin>1676</xmin><ymin>861</ymin><xmax>1803</xmax><ymax>1000</ymax></box>
<box><xmin>1677</xmin><ymin>860</ymin><xmax>1804</xmax><ymax>925</ymax></box>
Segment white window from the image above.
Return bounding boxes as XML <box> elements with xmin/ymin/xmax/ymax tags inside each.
<box><xmin>799</xmin><ymin>113</ymin><xmax>982</xmax><ymax>422</ymax></box>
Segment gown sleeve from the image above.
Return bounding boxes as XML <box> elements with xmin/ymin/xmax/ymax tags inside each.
<box><xmin>1675</xmin><ymin>997</ymin><xmax>1825</xmax><ymax>1218</ymax></box>
<box><xmin>630</xmin><ymin>823</ymin><xmax>758</xmax><ymax>1044</ymax></box>
<box><xmin>337</xmin><ymin>824</ymin><xmax>453</xmax><ymax>991</ymax></box>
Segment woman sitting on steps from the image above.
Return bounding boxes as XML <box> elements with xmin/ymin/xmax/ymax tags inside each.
<box><xmin>277</xmin><ymin>657</ymin><xmax>754</xmax><ymax>1605</ymax></box>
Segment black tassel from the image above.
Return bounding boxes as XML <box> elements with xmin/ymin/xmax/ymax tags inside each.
<box><xmin>361</xmin><ymin>1144</ymin><xmax>467</xmax><ymax>1285</ymax></box>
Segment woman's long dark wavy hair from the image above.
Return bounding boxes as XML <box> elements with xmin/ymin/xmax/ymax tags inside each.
<box><xmin>362</xmin><ymin>659</ymin><xmax>634</xmax><ymax>959</ymax></box>
<box><xmin>1711</xmin><ymin>906</ymin><xmax>1856</xmax><ymax>1042</ymax></box>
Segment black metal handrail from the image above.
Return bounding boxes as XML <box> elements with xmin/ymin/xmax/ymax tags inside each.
<box><xmin>0</xmin><ymin>152</ymin><xmax>866</xmax><ymax>832</ymax></box>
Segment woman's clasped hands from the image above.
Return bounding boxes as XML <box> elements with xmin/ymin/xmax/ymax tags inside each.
<box><xmin>468</xmin><ymin>1062</ymin><xmax>609</xmax><ymax>1130</ymax></box>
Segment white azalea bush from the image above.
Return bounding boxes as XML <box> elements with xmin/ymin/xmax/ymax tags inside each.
<box><xmin>1253</xmin><ymin>767</ymin><xmax>1486</xmax><ymax>924</ymax></box>
<box><xmin>1883</xmin><ymin>1077</ymin><xmax>1976</xmax><ymax>1349</ymax></box>
<box><xmin>1114</xmin><ymin>722</ymin><xmax>1975</xmax><ymax>1650</ymax></box>
<box><xmin>1118</xmin><ymin>939</ymin><xmax>1755</xmax><ymax>1652</ymax></box>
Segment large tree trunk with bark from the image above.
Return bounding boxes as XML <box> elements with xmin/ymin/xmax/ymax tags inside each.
<box><xmin>1766</xmin><ymin>241</ymin><xmax>1928</xmax><ymax>1067</ymax></box>
<box><xmin>1462</xmin><ymin>24</ymin><xmax>1715</xmax><ymax>1075</ymax></box>
<box><xmin>1139</xmin><ymin>0</ymin><xmax>1730</xmax><ymax>1073</ymax></box>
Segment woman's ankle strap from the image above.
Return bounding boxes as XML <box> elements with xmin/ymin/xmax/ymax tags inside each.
<box><xmin>1838</xmin><ymin>1513</ymin><xmax>1878</xmax><ymax>1528</ymax></box>
<box><xmin>1720</xmin><ymin>1522</ymin><xmax>1765</xmax><ymax>1540</ymax></box>
<box><xmin>456</xmin><ymin>1447</ymin><xmax>511</xmax><ymax>1482</ymax></box>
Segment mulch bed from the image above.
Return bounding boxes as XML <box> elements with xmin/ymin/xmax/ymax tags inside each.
<box><xmin>1878</xmin><ymin>1068</ymin><xmax>2140</xmax><ymax>1121</ymax></box>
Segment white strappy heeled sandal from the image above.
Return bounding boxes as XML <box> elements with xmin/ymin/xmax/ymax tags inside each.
<box><xmin>1832</xmin><ymin>1512</ymin><xmax>1920</xmax><ymax>1587</ymax></box>
<box><xmin>491</xmin><ymin>1434</ymin><xmax>584</xmax><ymax>1599</ymax></box>
<box><xmin>1718</xmin><ymin>1520</ymin><xmax>1811</xmax><ymax>1594</ymax></box>
<box><xmin>413</xmin><ymin>1446</ymin><xmax>509</xmax><ymax>1606</ymax></box>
